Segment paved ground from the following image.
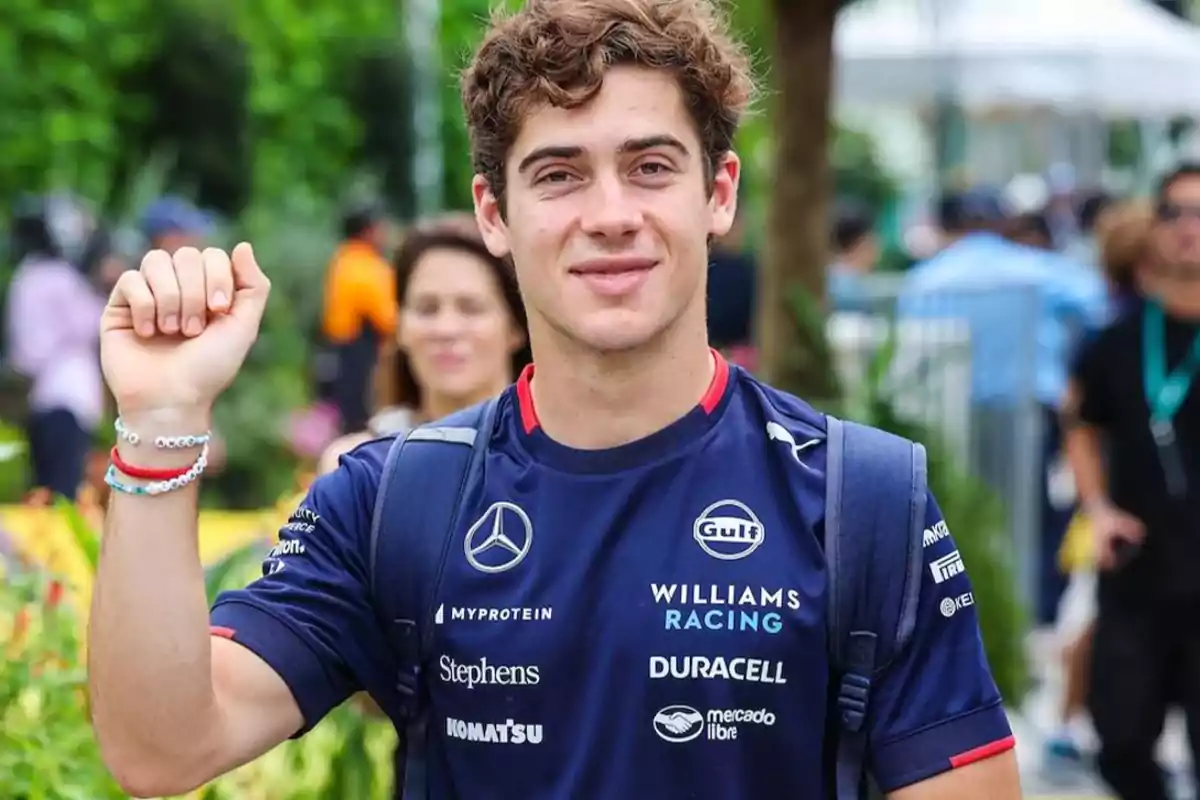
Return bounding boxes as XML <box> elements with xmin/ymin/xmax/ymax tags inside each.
<box><xmin>1011</xmin><ymin>629</ymin><xmax>1193</xmax><ymax>799</ymax></box>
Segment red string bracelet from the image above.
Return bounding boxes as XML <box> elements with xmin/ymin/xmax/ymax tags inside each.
<box><xmin>109</xmin><ymin>446</ymin><xmax>192</xmax><ymax>481</ymax></box>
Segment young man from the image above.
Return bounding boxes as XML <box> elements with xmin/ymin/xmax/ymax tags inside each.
<box><xmin>88</xmin><ymin>1</ymin><xmax>1019</xmax><ymax>797</ymax></box>
<box><xmin>1065</xmin><ymin>163</ymin><xmax>1200</xmax><ymax>800</ymax></box>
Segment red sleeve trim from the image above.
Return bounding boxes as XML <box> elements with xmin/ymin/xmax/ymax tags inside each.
<box><xmin>949</xmin><ymin>735</ymin><xmax>1015</xmax><ymax>768</ymax></box>
<box><xmin>210</xmin><ymin>625</ymin><xmax>236</xmax><ymax>639</ymax></box>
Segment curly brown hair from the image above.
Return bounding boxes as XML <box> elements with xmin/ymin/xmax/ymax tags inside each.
<box><xmin>461</xmin><ymin>0</ymin><xmax>756</xmax><ymax>210</ymax></box>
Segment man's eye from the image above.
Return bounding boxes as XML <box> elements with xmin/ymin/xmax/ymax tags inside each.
<box><xmin>537</xmin><ymin>170</ymin><xmax>574</xmax><ymax>184</ymax></box>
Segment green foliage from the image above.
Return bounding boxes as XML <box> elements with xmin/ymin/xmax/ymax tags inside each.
<box><xmin>55</xmin><ymin>498</ymin><xmax>99</xmax><ymax>571</ymax></box>
<box><xmin>112</xmin><ymin>2</ymin><xmax>252</xmax><ymax>215</ymax></box>
<box><xmin>831</xmin><ymin>126</ymin><xmax>899</xmax><ymax>217</ymax></box>
<box><xmin>0</xmin><ymin>0</ymin><xmax>156</xmax><ymax>207</ymax></box>
<box><xmin>842</xmin><ymin>330</ymin><xmax>1030</xmax><ymax>704</ymax></box>
<box><xmin>0</xmin><ymin>421</ymin><xmax>29</xmax><ymax>504</ymax></box>
<box><xmin>0</xmin><ymin>571</ymin><xmax>125</xmax><ymax>799</ymax></box>
<box><xmin>440</xmin><ymin>0</ymin><xmax>501</xmax><ymax>211</ymax></box>
<box><xmin>219</xmin><ymin>0</ymin><xmax>399</xmax><ymax>209</ymax></box>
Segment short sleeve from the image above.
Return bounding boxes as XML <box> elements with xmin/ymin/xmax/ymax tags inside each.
<box><xmin>1069</xmin><ymin>325</ymin><xmax>1116</xmax><ymax>428</ymax></box>
<box><xmin>209</xmin><ymin>441</ymin><xmax>398</xmax><ymax>736</ymax></box>
<box><xmin>866</xmin><ymin>493</ymin><xmax>1014</xmax><ymax>792</ymax></box>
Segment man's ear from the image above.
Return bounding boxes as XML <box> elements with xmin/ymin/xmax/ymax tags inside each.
<box><xmin>473</xmin><ymin>175</ymin><xmax>511</xmax><ymax>259</ymax></box>
<box><xmin>707</xmin><ymin>152</ymin><xmax>741</xmax><ymax>239</ymax></box>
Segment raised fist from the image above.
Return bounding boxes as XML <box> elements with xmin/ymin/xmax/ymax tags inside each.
<box><xmin>101</xmin><ymin>243</ymin><xmax>271</xmax><ymax>415</ymax></box>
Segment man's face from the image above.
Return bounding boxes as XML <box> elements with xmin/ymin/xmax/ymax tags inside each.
<box><xmin>1155</xmin><ymin>173</ymin><xmax>1200</xmax><ymax>274</ymax></box>
<box><xmin>474</xmin><ymin>65</ymin><xmax>739</xmax><ymax>354</ymax></box>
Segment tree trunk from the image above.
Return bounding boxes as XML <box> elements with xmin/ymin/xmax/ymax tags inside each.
<box><xmin>757</xmin><ymin>0</ymin><xmax>841</xmax><ymax>404</ymax></box>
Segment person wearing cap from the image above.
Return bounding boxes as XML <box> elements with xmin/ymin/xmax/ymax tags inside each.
<box><xmin>140</xmin><ymin>196</ymin><xmax>213</xmax><ymax>254</ymax></box>
<box><xmin>316</xmin><ymin>202</ymin><xmax>398</xmax><ymax>433</ymax></box>
<box><xmin>898</xmin><ymin>188</ymin><xmax>1108</xmax><ymax>626</ymax></box>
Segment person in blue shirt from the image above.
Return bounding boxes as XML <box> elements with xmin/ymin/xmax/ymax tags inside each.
<box><xmin>86</xmin><ymin>1</ymin><xmax>1020</xmax><ymax>797</ymax></box>
<box><xmin>898</xmin><ymin>192</ymin><xmax>1109</xmax><ymax>626</ymax></box>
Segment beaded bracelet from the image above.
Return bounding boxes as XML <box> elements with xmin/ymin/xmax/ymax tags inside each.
<box><xmin>106</xmin><ymin>443</ymin><xmax>210</xmax><ymax>496</ymax></box>
<box><xmin>115</xmin><ymin>417</ymin><xmax>212</xmax><ymax>450</ymax></box>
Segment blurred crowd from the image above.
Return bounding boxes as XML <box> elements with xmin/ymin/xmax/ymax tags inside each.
<box><xmin>819</xmin><ymin>163</ymin><xmax>1200</xmax><ymax>800</ymax></box>
<box><xmin>6</xmin><ymin>160</ymin><xmax>1200</xmax><ymax>799</ymax></box>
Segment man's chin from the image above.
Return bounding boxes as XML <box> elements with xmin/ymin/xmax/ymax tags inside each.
<box><xmin>566</xmin><ymin>312</ymin><xmax>664</xmax><ymax>354</ymax></box>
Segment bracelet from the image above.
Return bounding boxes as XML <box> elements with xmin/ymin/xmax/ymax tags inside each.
<box><xmin>109</xmin><ymin>446</ymin><xmax>191</xmax><ymax>481</ymax></box>
<box><xmin>115</xmin><ymin>417</ymin><xmax>212</xmax><ymax>449</ymax></box>
<box><xmin>106</xmin><ymin>444</ymin><xmax>209</xmax><ymax>496</ymax></box>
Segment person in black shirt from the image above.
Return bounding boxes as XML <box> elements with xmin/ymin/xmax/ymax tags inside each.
<box><xmin>1064</xmin><ymin>163</ymin><xmax>1200</xmax><ymax>800</ymax></box>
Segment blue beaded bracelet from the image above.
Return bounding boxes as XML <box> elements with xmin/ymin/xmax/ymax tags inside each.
<box><xmin>106</xmin><ymin>442</ymin><xmax>210</xmax><ymax>496</ymax></box>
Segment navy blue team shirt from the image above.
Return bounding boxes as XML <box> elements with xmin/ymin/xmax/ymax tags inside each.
<box><xmin>210</xmin><ymin>353</ymin><xmax>1014</xmax><ymax>797</ymax></box>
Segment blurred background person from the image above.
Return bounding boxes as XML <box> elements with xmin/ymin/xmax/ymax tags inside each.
<box><xmin>4</xmin><ymin>194</ymin><xmax>107</xmax><ymax>501</ymax></box>
<box><xmin>139</xmin><ymin>195</ymin><xmax>213</xmax><ymax>254</ymax></box>
<box><xmin>314</xmin><ymin>199</ymin><xmax>399</xmax><ymax>435</ymax></box>
<box><xmin>1009</xmin><ymin>210</ymin><xmax>1055</xmax><ymax>251</ymax></box>
<box><xmin>1045</xmin><ymin>199</ymin><xmax>1156</xmax><ymax>772</ymax></box>
<box><xmin>899</xmin><ymin>188</ymin><xmax>1108</xmax><ymax>626</ymax></box>
<box><xmin>318</xmin><ymin>213</ymin><xmax>530</xmax><ymax>473</ymax></box>
<box><xmin>1070</xmin><ymin>189</ymin><xmax>1117</xmax><ymax>267</ymax></box>
<box><xmin>1064</xmin><ymin>163</ymin><xmax>1200</xmax><ymax>800</ymax></box>
<box><xmin>827</xmin><ymin>200</ymin><xmax>880</xmax><ymax>313</ymax></box>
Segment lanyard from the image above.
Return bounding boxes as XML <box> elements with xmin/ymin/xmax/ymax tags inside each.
<box><xmin>1143</xmin><ymin>301</ymin><xmax>1200</xmax><ymax>425</ymax></box>
<box><xmin>1143</xmin><ymin>302</ymin><xmax>1200</xmax><ymax>496</ymax></box>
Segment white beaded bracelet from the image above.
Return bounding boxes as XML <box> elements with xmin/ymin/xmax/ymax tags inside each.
<box><xmin>115</xmin><ymin>417</ymin><xmax>212</xmax><ymax>449</ymax></box>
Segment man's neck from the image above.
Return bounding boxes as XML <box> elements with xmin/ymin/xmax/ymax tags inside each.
<box><xmin>528</xmin><ymin>318</ymin><xmax>716</xmax><ymax>451</ymax></box>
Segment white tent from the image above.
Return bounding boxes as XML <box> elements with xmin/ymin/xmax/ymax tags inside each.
<box><xmin>835</xmin><ymin>0</ymin><xmax>1200</xmax><ymax>116</ymax></box>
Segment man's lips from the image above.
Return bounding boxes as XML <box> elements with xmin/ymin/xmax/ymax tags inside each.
<box><xmin>568</xmin><ymin>257</ymin><xmax>658</xmax><ymax>275</ymax></box>
<box><xmin>568</xmin><ymin>257</ymin><xmax>657</xmax><ymax>297</ymax></box>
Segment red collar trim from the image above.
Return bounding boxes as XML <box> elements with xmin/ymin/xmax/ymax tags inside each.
<box><xmin>515</xmin><ymin>349</ymin><xmax>729</xmax><ymax>435</ymax></box>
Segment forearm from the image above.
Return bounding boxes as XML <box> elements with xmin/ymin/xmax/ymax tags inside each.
<box><xmin>1064</xmin><ymin>423</ymin><xmax>1108</xmax><ymax>508</ymax></box>
<box><xmin>88</xmin><ymin>406</ymin><xmax>221</xmax><ymax>791</ymax></box>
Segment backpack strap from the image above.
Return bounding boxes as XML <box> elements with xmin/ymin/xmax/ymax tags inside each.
<box><xmin>368</xmin><ymin>396</ymin><xmax>501</xmax><ymax>800</ymax></box>
<box><xmin>824</xmin><ymin>415</ymin><xmax>927</xmax><ymax>800</ymax></box>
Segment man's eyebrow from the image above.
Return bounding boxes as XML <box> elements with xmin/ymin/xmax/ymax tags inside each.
<box><xmin>619</xmin><ymin>135</ymin><xmax>689</xmax><ymax>156</ymax></box>
<box><xmin>516</xmin><ymin>135</ymin><xmax>690</xmax><ymax>174</ymax></box>
<box><xmin>517</xmin><ymin>145</ymin><xmax>583</xmax><ymax>174</ymax></box>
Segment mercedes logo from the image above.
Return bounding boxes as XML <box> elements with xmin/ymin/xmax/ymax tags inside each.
<box><xmin>464</xmin><ymin>501</ymin><xmax>533</xmax><ymax>574</ymax></box>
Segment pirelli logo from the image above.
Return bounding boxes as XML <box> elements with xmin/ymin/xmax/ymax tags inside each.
<box><xmin>930</xmin><ymin>551</ymin><xmax>965</xmax><ymax>584</ymax></box>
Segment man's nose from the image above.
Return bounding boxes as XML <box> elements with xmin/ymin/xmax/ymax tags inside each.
<box><xmin>579</xmin><ymin>175</ymin><xmax>644</xmax><ymax>239</ymax></box>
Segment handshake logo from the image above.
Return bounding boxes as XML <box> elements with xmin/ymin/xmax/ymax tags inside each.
<box><xmin>652</xmin><ymin>704</ymin><xmax>776</xmax><ymax>743</ymax></box>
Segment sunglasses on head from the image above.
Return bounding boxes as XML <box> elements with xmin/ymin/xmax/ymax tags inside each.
<box><xmin>1156</xmin><ymin>202</ymin><xmax>1200</xmax><ymax>222</ymax></box>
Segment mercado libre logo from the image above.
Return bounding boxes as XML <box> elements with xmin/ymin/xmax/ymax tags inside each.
<box><xmin>652</xmin><ymin>704</ymin><xmax>777</xmax><ymax>743</ymax></box>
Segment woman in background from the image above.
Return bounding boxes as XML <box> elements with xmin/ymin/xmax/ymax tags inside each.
<box><xmin>319</xmin><ymin>211</ymin><xmax>530</xmax><ymax>470</ymax></box>
<box><xmin>317</xmin><ymin>211</ymin><xmax>529</xmax><ymax>799</ymax></box>
<box><xmin>1047</xmin><ymin>200</ymin><xmax>1154</xmax><ymax>768</ymax></box>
